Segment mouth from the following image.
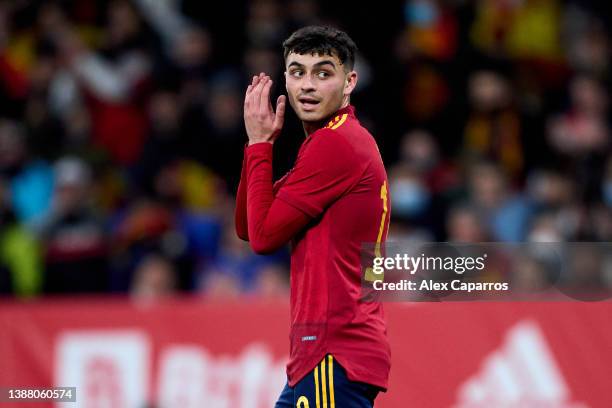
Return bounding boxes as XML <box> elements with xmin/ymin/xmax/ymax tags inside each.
<box><xmin>298</xmin><ymin>96</ymin><xmax>320</xmax><ymax>111</ymax></box>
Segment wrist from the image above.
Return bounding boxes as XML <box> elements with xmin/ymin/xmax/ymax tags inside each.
<box><xmin>248</xmin><ymin>140</ymin><xmax>274</xmax><ymax>146</ymax></box>
<box><xmin>246</xmin><ymin>141</ymin><xmax>274</xmax><ymax>153</ymax></box>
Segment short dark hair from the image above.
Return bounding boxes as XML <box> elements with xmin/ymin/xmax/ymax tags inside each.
<box><xmin>282</xmin><ymin>25</ymin><xmax>358</xmax><ymax>71</ymax></box>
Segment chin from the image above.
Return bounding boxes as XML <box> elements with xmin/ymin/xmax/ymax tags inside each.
<box><xmin>297</xmin><ymin>110</ymin><xmax>325</xmax><ymax>123</ymax></box>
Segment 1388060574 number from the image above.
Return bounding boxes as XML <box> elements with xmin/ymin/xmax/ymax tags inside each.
<box><xmin>0</xmin><ymin>387</ymin><xmax>76</xmax><ymax>402</ymax></box>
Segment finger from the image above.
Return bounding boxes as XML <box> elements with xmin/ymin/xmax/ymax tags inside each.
<box><xmin>260</xmin><ymin>77</ymin><xmax>272</xmax><ymax>115</ymax></box>
<box><xmin>253</xmin><ymin>75</ymin><xmax>266</xmax><ymax>97</ymax></box>
<box><xmin>253</xmin><ymin>74</ymin><xmax>262</xmax><ymax>87</ymax></box>
<box><xmin>273</xmin><ymin>95</ymin><xmax>286</xmax><ymax>131</ymax></box>
<box><xmin>252</xmin><ymin>76</ymin><xmax>267</xmax><ymax>113</ymax></box>
<box><xmin>246</xmin><ymin>74</ymin><xmax>264</xmax><ymax>109</ymax></box>
<box><xmin>247</xmin><ymin>77</ymin><xmax>264</xmax><ymax>112</ymax></box>
<box><xmin>248</xmin><ymin>75</ymin><xmax>260</xmax><ymax>94</ymax></box>
<box><xmin>244</xmin><ymin>85</ymin><xmax>253</xmax><ymax>110</ymax></box>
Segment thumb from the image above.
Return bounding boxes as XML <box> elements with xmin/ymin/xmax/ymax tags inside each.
<box><xmin>273</xmin><ymin>95</ymin><xmax>286</xmax><ymax>131</ymax></box>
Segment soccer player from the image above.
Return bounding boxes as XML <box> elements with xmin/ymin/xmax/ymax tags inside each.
<box><xmin>236</xmin><ymin>25</ymin><xmax>391</xmax><ymax>407</ymax></box>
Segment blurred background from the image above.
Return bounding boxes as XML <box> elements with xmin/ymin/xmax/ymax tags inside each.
<box><xmin>0</xmin><ymin>1</ymin><xmax>611</xmax><ymax>407</ymax></box>
<box><xmin>0</xmin><ymin>0</ymin><xmax>610</xmax><ymax>300</ymax></box>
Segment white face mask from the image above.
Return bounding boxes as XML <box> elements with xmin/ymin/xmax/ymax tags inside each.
<box><xmin>528</xmin><ymin>230</ymin><xmax>562</xmax><ymax>243</ymax></box>
<box><xmin>390</xmin><ymin>179</ymin><xmax>430</xmax><ymax>218</ymax></box>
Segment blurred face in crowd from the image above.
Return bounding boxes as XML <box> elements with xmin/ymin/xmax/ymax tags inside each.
<box><xmin>285</xmin><ymin>52</ymin><xmax>357</xmax><ymax>129</ymax></box>
<box><xmin>469</xmin><ymin>70</ymin><xmax>511</xmax><ymax>112</ymax></box>
<box><xmin>131</xmin><ymin>255</ymin><xmax>177</xmax><ymax>300</ymax></box>
<box><xmin>174</xmin><ymin>28</ymin><xmax>211</xmax><ymax>69</ymax></box>
<box><xmin>0</xmin><ymin>121</ymin><xmax>26</xmax><ymax>170</ymax></box>
<box><xmin>468</xmin><ymin>162</ymin><xmax>507</xmax><ymax>209</ymax></box>
<box><xmin>37</xmin><ymin>2</ymin><xmax>67</xmax><ymax>37</ymax></box>
<box><xmin>55</xmin><ymin>184</ymin><xmax>86</xmax><ymax>214</ymax></box>
<box><xmin>107</xmin><ymin>0</ymin><xmax>140</xmax><ymax>46</ymax></box>
<box><xmin>570</xmin><ymin>76</ymin><xmax>608</xmax><ymax>116</ymax></box>
<box><xmin>149</xmin><ymin>91</ymin><xmax>180</xmax><ymax>133</ymax></box>
<box><xmin>208</xmin><ymin>86</ymin><xmax>242</xmax><ymax>131</ymax></box>
<box><xmin>528</xmin><ymin>170</ymin><xmax>573</xmax><ymax>208</ymax></box>
<box><xmin>400</xmin><ymin>130</ymin><xmax>438</xmax><ymax>171</ymax></box>
<box><xmin>54</xmin><ymin>159</ymin><xmax>91</xmax><ymax>215</ymax></box>
<box><xmin>447</xmin><ymin>207</ymin><xmax>487</xmax><ymax>243</ymax></box>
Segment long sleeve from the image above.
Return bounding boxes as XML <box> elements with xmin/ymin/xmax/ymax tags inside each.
<box><xmin>132</xmin><ymin>0</ymin><xmax>191</xmax><ymax>51</ymax></box>
<box><xmin>245</xmin><ymin>143</ymin><xmax>310</xmax><ymax>254</ymax></box>
<box><xmin>71</xmin><ymin>52</ymin><xmax>149</xmax><ymax>102</ymax></box>
<box><xmin>235</xmin><ymin>148</ymin><xmax>249</xmax><ymax>241</ymax></box>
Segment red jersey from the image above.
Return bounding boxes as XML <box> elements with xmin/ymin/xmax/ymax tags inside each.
<box><xmin>238</xmin><ymin>105</ymin><xmax>391</xmax><ymax>390</ymax></box>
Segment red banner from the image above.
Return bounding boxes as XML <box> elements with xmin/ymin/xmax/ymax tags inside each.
<box><xmin>0</xmin><ymin>298</ymin><xmax>611</xmax><ymax>407</ymax></box>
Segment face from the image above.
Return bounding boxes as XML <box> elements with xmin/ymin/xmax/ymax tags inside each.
<box><xmin>285</xmin><ymin>52</ymin><xmax>357</xmax><ymax>124</ymax></box>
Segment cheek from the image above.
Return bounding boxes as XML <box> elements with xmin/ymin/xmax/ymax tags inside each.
<box><xmin>321</xmin><ymin>81</ymin><xmax>345</xmax><ymax>102</ymax></box>
<box><xmin>284</xmin><ymin>83</ymin><xmax>297</xmax><ymax>103</ymax></box>
<box><xmin>286</xmin><ymin>80</ymin><xmax>299</xmax><ymax>96</ymax></box>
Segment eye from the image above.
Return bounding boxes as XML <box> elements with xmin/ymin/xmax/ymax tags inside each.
<box><xmin>290</xmin><ymin>70</ymin><xmax>303</xmax><ymax>78</ymax></box>
<box><xmin>317</xmin><ymin>71</ymin><xmax>330</xmax><ymax>79</ymax></box>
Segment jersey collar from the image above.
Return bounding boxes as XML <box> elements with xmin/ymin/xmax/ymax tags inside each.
<box><xmin>319</xmin><ymin>105</ymin><xmax>355</xmax><ymax>131</ymax></box>
<box><xmin>334</xmin><ymin>104</ymin><xmax>355</xmax><ymax>119</ymax></box>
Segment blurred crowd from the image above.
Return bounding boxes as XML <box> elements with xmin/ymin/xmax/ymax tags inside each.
<box><xmin>0</xmin><ymin>0</ymin><xmax>610</xmax><ymax>299</ymax></box>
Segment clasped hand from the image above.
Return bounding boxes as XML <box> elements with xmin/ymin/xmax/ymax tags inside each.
<box><xmin>243</xmin><ymin>73</ymin><xmax>286</xmax><ymax>145</ymax></box>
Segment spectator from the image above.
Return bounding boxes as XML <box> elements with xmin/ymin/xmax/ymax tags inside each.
<box><xmin>198</xmin><ymin>223</ymin><xmax>287</xmax><ymax>294</ymax></box>
<box><xmin>446</xmin><ymin>204</ymin><xmax>490</xmax><ymax>243</ymax></box>
<box><xmin>547</xmin><ymin>75</ymin><xmax>609</xmax><ymax>157</ymax></box>
<box><xmin>0</xmin><ymin>119</ymin><xmax>53</xmax><ymax>227</ymax></box>
<box><xmin>0</xmin><ymin>0</ymin><xmax>610</xmax><ymax>298</ymax></box>
<box><xmin>395</xmin><ymin>0</ymin><xmax>458</xmax><ymax>61</ymax></box>
<box><xmin>398</xmin><ymin>129</ymin><xmax>460</xmax><ymax>195</ymax></box>
<box><xmin>470</xmin><ymin>0</ymin><xmax>562</xmax><ymax>62</ymax></box>
<box><xmin>130</xmin><ymin>253</ymin><xmax>177</xmax><ymax>300</ymax></box>
<box><xmin>463</xmin><ymin>70</ymin><xmax>524</xmax><ymax>180</ymax></box>
<box><xmin>54</xmin><ymin>0</ymin><xmax>151</xmax><ymax>165</ymax></box>
<box><xmin>40</xmin><ymin>156</ymin><xmax>109</xmax><ymax>293</ymax></box>
<box><xmin>465</xmin><ymin>161</ymin><xmax>531</xmax><ymax>241</ymax></box>
<box><xmin>0</xmin><ymin>176</ymin><xmax>42</xmax><ymax>296</ymax></box>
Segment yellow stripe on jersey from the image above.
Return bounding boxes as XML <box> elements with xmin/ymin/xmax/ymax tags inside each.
<box><xmin>330</xmin><ymin>114</ymin><xmax>348</xmax><ymax>130</ymax></box>
<box><xmin>328</xmin><ymin>355</ymin><xmax>335</xmax><ymax>408</ymax></box>
<box><xmin>324</xmin><ymin>113</ymin><xmax>348</xmax><ymax>130</ymax></box>
<box><xmin>321</xmin><ymin>359</ymin><xmax>327</xmax><ymax>408</ymax></box>
<box><xmin>314</xmin><ymin>364</ymin><xmax>320</xmax><ymax>408</ymax></box>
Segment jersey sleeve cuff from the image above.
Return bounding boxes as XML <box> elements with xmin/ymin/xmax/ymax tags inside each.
<box><xmin>245</xmin><ymin>142</ymin><xmax>274</xmax><ymax>155</ymax></box>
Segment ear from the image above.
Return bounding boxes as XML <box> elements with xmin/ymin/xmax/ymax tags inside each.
<box><xmin>284</xmin><ymin>70</ymin><xmax>289</xmax><ymax>92</ymax></box>
<box><xmin>343</xmin><ymin>70</ymin><xmax>358</xmax><ymax>97</ymax></box>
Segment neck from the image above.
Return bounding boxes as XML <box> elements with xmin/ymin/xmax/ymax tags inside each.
<box><xmin>302</xmin><ymin>97</ymin><xmax>350</xmax><ymax>136</ymax></box>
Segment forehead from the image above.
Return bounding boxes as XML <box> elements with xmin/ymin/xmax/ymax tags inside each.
<box><xmin>285</xmin><ymin>51</ymin><xmax>343</xmax><ymax>68</ymax></box>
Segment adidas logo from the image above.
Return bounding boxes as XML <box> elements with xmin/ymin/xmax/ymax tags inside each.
<box><xmin>455</xmin><ymin>320</ymin><xmax>587</xmax><ymax>408</ymax></box>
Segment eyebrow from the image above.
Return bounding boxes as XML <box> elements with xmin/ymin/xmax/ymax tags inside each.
<box><xmin>287</xmin><ymin>60</ymin><xmax>338</xmax><ymax>70</ymax></box>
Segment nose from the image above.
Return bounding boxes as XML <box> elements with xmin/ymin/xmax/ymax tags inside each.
<box><xmin>300</xmin><ymin>75</ymin><xmax>316</xmax><ymax>93</ymax></box>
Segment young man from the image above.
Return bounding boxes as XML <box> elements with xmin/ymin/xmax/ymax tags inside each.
<box><xmin>236</xmin><ymin>25</ymin><xmax>391</xmax><ymax>407</ymax></box>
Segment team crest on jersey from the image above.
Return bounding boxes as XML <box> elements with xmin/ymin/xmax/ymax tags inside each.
<box><xmin>324</xmin><ymin>113</ymin><xmax>348</xmax><ymax>130</ymax></box>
